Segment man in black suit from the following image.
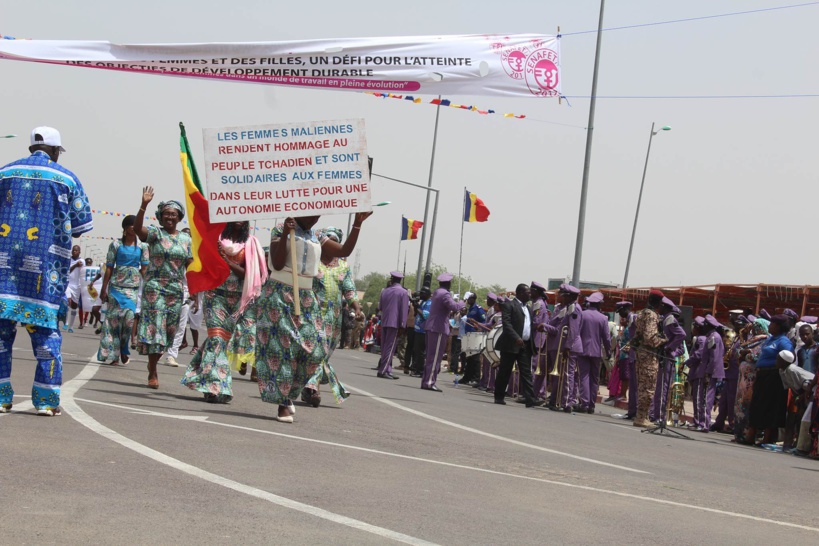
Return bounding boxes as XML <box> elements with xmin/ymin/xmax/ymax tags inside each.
<box><xmin>494</xmin><ymin>284</ymin><xmax>538</xmax><ymax>407</ymax></box>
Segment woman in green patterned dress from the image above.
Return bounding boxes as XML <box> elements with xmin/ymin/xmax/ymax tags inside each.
<box><xmin>96</xmin><ymin>215</ymin><xmax>148</xmax><ymax>365</ymax></box>
<box><xmin>300</xmin><ymin>227</ymin><xmax>360</xmax><ymax>407</ymax></box>
<box><xmin>181</xmin><ymin>221</ymin><xmax>267</xmax><ymax>402</ymax></box>
<box><xmin>255</xmin><ymin>213</ymin><xmax>370</xmax><ymax>423</ymax></box>
<box><xmin>134</xmin><ymin>186</ymin><xmax>192</xmax><ymax>389</ymax></box>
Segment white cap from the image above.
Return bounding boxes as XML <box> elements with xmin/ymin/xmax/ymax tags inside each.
<box><xmin>464</xmin><ymin>291</ymin><xmax>475</xmax><ymax>300</ymax></box>
<box><xmin>453</xmin><ymin>294</ymin><xmax>460</xmax><ymax>301</ymax></box>
<box><xmin>778</xmin><ymin>350</ymin><xmax>795</xmax><ymax>364</ymax></box>
<box><xmin>30</xmin><ymin>126</ymin><xmax>66</xmax><ymax>152</ymax></box>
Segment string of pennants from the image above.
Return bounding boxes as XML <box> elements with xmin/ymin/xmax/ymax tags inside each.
<box><xmin>90</xmin><ymin>209</ymin><xmax>274</xmax><ymax>231</ymax></box>
<box><xmin>368</xmin><ymin>92</ymin><xmax>527</xmax><ymax>119</ymax></box>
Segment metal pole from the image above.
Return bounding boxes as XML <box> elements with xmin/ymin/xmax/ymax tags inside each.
<box><xmin>570</xmin><ymin>0</ymin><xmax>606</xmax><ymax>288</ymax></box>
<box><xmin>622</xmin><ymin>122</ymin><xmax>655</xmax><ymax>288</ymax></box>
<box><xmin>458</xmin><ymin>187</ymin><xmax>466</xmax><ymax>296</ymax></box>
<box><xmin>346</xmin><ymin>213</ymin><xmax>353</xmax><ymax>238</ymax></box>
<box><xmin>425</xmin><ymin>189</ymin><xmax>440</xmax><ymax>282</ymax></box>
<box><xmin>415</xmin><ymin>95</ymin><xmax>442</xmax><ymax>291</ymax></box>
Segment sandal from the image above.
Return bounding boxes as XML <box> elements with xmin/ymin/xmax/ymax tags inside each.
<box><xmin>190</xmin><ymin>346</ymin><xmax>200</xmax><ymax>355</ymax></box>
<box><xmin>130</xmin><ymin>342</ymin><xmax>137</xmax><ymax>350</ymax></box>
<box><xmin>148</xmin><ymin>378</ymin><xmax>159</xmax><ymax>389</ymax></box>
<box><xmin>36</xmin><ymin>407</ymin><xmax>62</xmax><ymax>416</ymax></box>
<box><xmin>180</xmin><ymin>341</ymin><xmax>189</xmax><ymax>350</ymax></box>
<box><xmin>239</xmin><ymin>363</ymin><xmax>247</xmax><ymax>376</ymax></box>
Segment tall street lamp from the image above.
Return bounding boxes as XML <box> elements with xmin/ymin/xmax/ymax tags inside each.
<box><xmin>622</xmin><ymin>122</ymin><xmax>671</xmax><ymax>288</ymax></box>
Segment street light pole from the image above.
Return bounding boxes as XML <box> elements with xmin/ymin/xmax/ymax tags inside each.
<box><xmin>570</xmin><ymin>0</ymin><xmax>606</xmax><ymax>288</ymax></box>
<box><xmin>622</xmin><ymin>123</ymin><xmax>671</xmax><ymax>288</ymax></box>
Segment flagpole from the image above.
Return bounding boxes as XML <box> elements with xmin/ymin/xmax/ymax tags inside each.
<box><xmin>458</xmin><ymin>187</ymin><xmax>466</xmax><ymax>296</ymax></box>
<box><xmin>415</xmin><ymin>95</ymin><xmax>442</xmax><ymax>292</ymax></box>
<box><xmin>403</xmin><ymin>249</ymin><xmax>407</xmax><ymax>278</ymax></box>
<box><xmin>397</xmin><ymin>218</ymin><xmax>403</xmax><ymax>270</ymax></box>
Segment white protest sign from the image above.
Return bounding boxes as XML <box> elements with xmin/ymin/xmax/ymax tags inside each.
<box><xmin>202</xmin><ymin>119</ymin><xmax>370</xmax><ymax>221</ymax></box>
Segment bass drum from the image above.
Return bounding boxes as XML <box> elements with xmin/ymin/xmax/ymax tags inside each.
<box><xmin>462</xmin><ymin>332</ymin><xmax>487</xmax><ymax>356</ymax></box>
<box><xmin>483</xmin><ymin>324</ymin><xmax>503</xmax><ymax>367</ymax></box>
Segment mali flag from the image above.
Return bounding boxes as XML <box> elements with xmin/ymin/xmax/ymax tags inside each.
<box><xmin>180</xmin><ymin>122</ymin><xmax>229</xmax><ymax>294</ymax></box>
<box><xmin>463</xmin><ymin>189</ymin><xmax>490</xmax><ymax>222</ymax></box>
<box><xmin>401</xmin><ymin>216</ymin><xmax>424</xmax><ymax>240</ymax></box>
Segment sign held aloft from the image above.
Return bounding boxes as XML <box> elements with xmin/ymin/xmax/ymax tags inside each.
<box><xmin>202</xmin><ymin>119</ymin><xmax>371</xmax><ymax>222</ymax></box>
<box><xmin>0</xmin><ymin>34</ymin><xmax>560</xmax><ymax>98</ymax></box>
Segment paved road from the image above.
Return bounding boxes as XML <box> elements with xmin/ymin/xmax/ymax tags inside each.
<box><xmin>3</xmin><ymin>326</ymin><xmax>818</xmax><ymax>545</ymax></box>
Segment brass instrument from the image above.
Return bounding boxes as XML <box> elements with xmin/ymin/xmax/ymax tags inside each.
<box><xmin>550</xmin><ymin>326</ymin><xmax>569</xmax><ymax>407</ymax></box>
<box><xmin>722</xmin><ymin>329</ymin><xmax>737</xmax><ymax>371</ymax></box>
<box><xmin>534</xmin><ymin>330</ymin><xmax>547</xmax><ymax>376</ymax></box>
<box><xmin>665</xmin><ymin>348</ymin><xmax>687</xmax><ymax>426</ymax></box>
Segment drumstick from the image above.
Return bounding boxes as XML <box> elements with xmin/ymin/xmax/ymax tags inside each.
<box><xmin>290</xmin><ymin>232</ymin><xmax>301</xmax><ymax>316</ymax></box>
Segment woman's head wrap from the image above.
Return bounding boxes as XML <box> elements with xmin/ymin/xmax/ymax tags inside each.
<box><xmin>753</xmin><ymin>318</ymin><xmax>770</xmax><ymax>335</ymax></box>
<box><xmin>156</xmin><ymin>200</ymin><xmax>185</xmax><ymax>221</ymax></box>
<box><xmin>323</xmin><ymin>226</ymin><xmax>344</xmax><ymax>244</ymax></box>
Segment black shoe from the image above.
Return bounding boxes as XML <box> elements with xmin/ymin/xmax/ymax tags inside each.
<box><xmin>587</xmin><ymin>407</ymin><xmax>595</xmax><ymax>414</ymax></box>
<box><xmin>572</xmin><ymin>404</ymin><xmax>584</xmax><ymax>413</ymax></box>
<box><xmin>709</xmin><ymin>423</ymin><xmax>722</xmax><ymax>432</ymax></box>
<box><xmin>422</xmin><ymin>385</ymin><xmax>443</xmax><ymax>393</ymax></box>
<box><xmin>548</xmin><ymin>405</ymin><xmax>561</xmax><ymax>412</ymax></box>
<box><xmin>494</xmin><ymin>398</ymin><xmax>507</xmax><ymax>405</ymax></box>
<box><xmin>625</xmin><ymin>413</ymin><xmax>635</xmax><ymax>420</ymax></box>
<box><xmin>403</xmin><ymin>369</ymin><xmax>410</xmax><ymax>374</ymax></box>
<box><xmin>515</xmin><ymin>397</ymin><xmax>528</xmax><ymax>404</ymax></box>
<box><xmin>378</xmin><ymin>373</ymin><xmax>399</xmax><ymax>380</ymax></box>
<box><xmin>563</xmin><ymin>406</ymin><xmax>573</xmax><ymax>413</ymax></box>
<box><xmin>409</xmin><ymin>371</ymin><xmax>422</xmax><ymax>377</ymax></box>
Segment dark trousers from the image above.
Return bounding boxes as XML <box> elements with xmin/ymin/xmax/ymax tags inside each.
<box><xmin>411</xmin><ymin>331</ymin><xmax>426</xmax><ymax>373</ymax></box>
<box><xmin>461</xmin><ymin>354</ymin><xmax>482</xmax><ymax>383</ymax></box>
<box><xmin>450</xmin><ymin>337</ymin><xmax>462</xmax><ymax>373</ymax></box>
<box><xmin>495</xmin><ymin>345</ymin><xmax>534</xmax><ymax>403</ymax></box>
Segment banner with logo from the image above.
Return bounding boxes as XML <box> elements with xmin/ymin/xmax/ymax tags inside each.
<box><xmin>202</xmin><ymin>119</ymin><xmax>370</xmax><ymax>222</ymax></box>
<box><xmin>0</xmin><ymin>34</ymin><xmax>560</xmax><ymax>98</ymax></box>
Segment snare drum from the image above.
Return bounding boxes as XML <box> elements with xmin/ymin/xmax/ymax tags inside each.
<box><xmin>483</xmin><ymin>324</ymin><xmax>503</xmax><ymax>367</ymax></box>
<box><xmin>462</xmin><ymin>332</ymin><xmax>487</xmax><ymax>356</ymax></box>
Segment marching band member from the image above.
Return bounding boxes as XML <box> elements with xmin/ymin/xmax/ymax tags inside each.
<box><xmin>693</xmin><ymin>315</ymin><xmax>726</xmax><ymax>431</ymax></box>
<box><xmin>477</xmin><ymin>293</ymin><xmax>501</xmax><ymax>391</ymax></box>
<box><xmin>422</xmin><ymin>273</ymin><xmax>465</xmax><ymax>393</ymax></box>
<box><xmin>548</xmin><ymin>284</ymin><xmax>583</xmax><ymax>413</ymax></box>
<box><xmin>649</xmin><ymin>297</ymin><xmax>687</xmax><ymax>423</ymax></box>
<box><xmin>575</xmin><ymin>292</ymin><xmax>611</xmax><ymax>413</ymax></box>
<box><xmin>458</xmin><ymin>292</ymin><xmax>485</xmax><ymax>385</ymax></box>
<box><xmin>529</xmin><ymin>282</ymin><xmax>553</xmax><ymax>403</ymax></box>
<box><xmin>376</xmin><ymin>271</ymin><xmax>409</xmax><ymax>380</ymax></box>
<box><xmin>614</xmin><ymin>302</ymin><xmax>637</xmax><ymax>418</ymax></box>
<box><xmin>686</xmin><ymin>317</ymin><xmax>707</xmax><ymax>431</ymax></box>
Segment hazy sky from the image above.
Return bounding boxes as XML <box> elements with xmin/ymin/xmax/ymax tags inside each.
<box><xmin>3</xmin><ymin>1</ymin><xmax>817</xmax><ymax>291</ymax></box>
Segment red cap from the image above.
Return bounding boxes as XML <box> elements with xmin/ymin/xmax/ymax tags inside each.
<box><xmin>649</xmin><ymin>289</ymin><xmax>664</xmax><ymax>297</ymax></box>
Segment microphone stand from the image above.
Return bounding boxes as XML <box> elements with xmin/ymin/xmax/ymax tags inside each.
<box><xmin>642</xmin><ymin>348</ymin><xmax>690</xmax><ymax>439</ymax></box>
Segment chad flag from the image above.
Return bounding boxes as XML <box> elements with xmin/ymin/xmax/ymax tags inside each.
<box><xmin>401</xmin><ymin>216</ymin><xmax>424</xmax><ymax>240</ymax></box>
<box><xmin>180</xmin><ymin>122</ymin><xmax>229</xmax><ymax>294</ymax></box>
<box><xmin>463</xmin><ymin>189</ymin><xmax>490</xmax><ymax>222</ymax></box>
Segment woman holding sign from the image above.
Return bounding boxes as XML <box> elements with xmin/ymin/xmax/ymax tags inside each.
<box><xmin>256</xmin><ymin>213</ymin><xmax>370</xmax><ymax>423</ymax></box>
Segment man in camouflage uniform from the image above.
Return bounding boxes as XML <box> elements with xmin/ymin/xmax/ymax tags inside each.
<box><xmin>633</xmin><ymin>290</ymin><xmax>667</xmax><ymax>427</ymax></box>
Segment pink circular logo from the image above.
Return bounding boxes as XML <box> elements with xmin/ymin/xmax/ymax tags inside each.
<box><xmin>524</xmin><ymin>48</ymin><xmax>560</xmax><ymax>96</ymax></box>
<box><xmin>501</xmin><ymin>46</ymin><xmax>530</xmax><ymax>80</ymax></box>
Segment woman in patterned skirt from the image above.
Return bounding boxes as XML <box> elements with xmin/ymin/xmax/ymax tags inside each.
<box><xmin>255</xmin><ymin>213</ymin><xmax>370</xmax><ymax>423</ymax></box>
<box><xmin>134</xmin><ymin>186</ymin><xmax>192</xmax><ymax>389</ymax></box>
<box><xmin>97</xmin><ymin>215</ymin><xmax>147</xmax><ymax>365</ymax></box>
<box><xmin>181</xmin><ymin>221</ymin><xmax>267</xmax><ymax>402</ymax></box>
<box><xmin>734</xmin><ymin>318</ymin><xmax>770</xmax><ymax>443</ymax></box>
<box><xmin>300</xmin><ymin>227</ymin><xmax>360</xmax><ymax>408</ymax></box>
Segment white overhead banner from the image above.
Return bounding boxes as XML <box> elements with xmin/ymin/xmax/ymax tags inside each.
<box><xmin>0</xmin><ymin>34</ymin><xmax>560</xmax><ymax>98</ymax></box>
<box><xmin>203</xmin><ymin>119</ymin><xmax>371</xmax><ymax>221</ymax></box>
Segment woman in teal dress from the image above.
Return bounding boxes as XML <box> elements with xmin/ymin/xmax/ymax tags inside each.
<box><xmin>255</xmin><ymin>213</ymin><xmax>370</xmax><ymax>423</ymax></box>
<box><xmin>300</xmin><ymin>227</ymin><xmax>360</xmax><ymax>407</ymax></box>
<box><xmin>182</xmin><ymin>221</ymin><xmax>267</xmax><ymax>402</ymax></box>
<box><xmin>133</xmin><ymin>186</ymin><xmax>192</xmax><ymax>389</ymax></box>
<box><xmin>97</xmin><ymin>215</ymin><xmax>148</xmax><ymax>365</ymax></box>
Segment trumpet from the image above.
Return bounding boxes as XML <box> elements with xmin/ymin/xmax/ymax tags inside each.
<box><xmin>722</xmin><ymin>329</ymin><xmax>737</xmax><ymax>371</ymax></box>
<box><xmin>534</xmin><ymin>330</ymin><xmax>547</xmax><ymax>376</ymax></box>
<box><xmin>550</xmin><ymin>326</ymin><xmax>569</xmax><ymax>407</ymax></box>
<box><xmin>666</xmin><ymin>352</ymin><xmax>687</xmax><ymax>426</ymax></box>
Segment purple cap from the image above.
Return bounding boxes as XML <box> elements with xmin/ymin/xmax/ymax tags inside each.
<box><xmin>760</xmin><ymin>309</ymin><xmax>771</xmax><ymax>321</ymax></box>
<box><xmin>661</xmin><ymin>296</ymin><xmax>675</xmax><ymax>308</ymax></box>
<box><xmin>389</xmin><ymin>271</ymin><xmax>404</xmax><ymax>279</ymax></box>
<box><xmin>783</xmin><ymin>308</ymin><xmax>799</xmax><ymax>320</ymax></box>
<box><xmin>437</xmin><ymin>272</ymin><xmax>454</xmax><ymax>283</ymax></box>
<box><xmin>487</xmin><ymin>292</ymin><xmax>498</xmax><ymax>302</ymax></box>
<box><xmin>497</xmin><ymin>296</ymin><xmax>507</xmax><ymax>303</ymax></box>
<box><xmin>746</xmin><ymin>314</ymin><xmax>756</xmax><ymax>323</ymax></box>
<box><xmin>800</xmin><ymin>315</ymin><xmax>818</xmax><ymax>324</ymax></box>
<box><xmin>615</xmin><ymin>301</ymin><xmax>632</xmax><ymax>309</ymax></box>
<box><xmin>558</xmin><ymin>283</ymin><xmax>580</xmax><ymax>295</ymax></box>
<box><xmin>694</xmin><ymin>316</ymin><xmax>706</xmax><ymax>326</ymax></box>
<box><xmin>531</xmin><ymin>281</ymin><xmax>546</xmax><ymax>292</ymax></box>
<box><xmin>672</xmin><ymin>305</ymin><xmax>681</xmax><ymax>314</ymax></box>
<box><xmin>705</xmin><ymin>315</ymin><xmax>722</xmax><ymax>329</ymax></box>
<box><xmin>734</xmin><ymin>315</ymin><xmax>750</xmax><ymax>325</ymax></box>
<box><xmin>586</xmin><ymin>292</ymin><xmax>604</xmax><ymax>304</ymax></box>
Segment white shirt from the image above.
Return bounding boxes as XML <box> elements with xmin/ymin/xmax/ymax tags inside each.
<box><xmin>515</xmin><ymin>297</ymin><xmax>531</xmax><ymax>341</ymax></box>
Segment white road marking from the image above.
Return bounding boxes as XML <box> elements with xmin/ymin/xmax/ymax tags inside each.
<box><xmin>345</xmin><ymin>382</ymin><xmax>650</xmax><ymax>474</ymax></box>
<box><xmin>58</xmin><ymin>353</ymin><xmax>819</xmax><ymax>535</ymax></box>
<box><xmin>61</xmin><ymin>356</ymin><xmax>438</xmax><ymax>546</ymax></box>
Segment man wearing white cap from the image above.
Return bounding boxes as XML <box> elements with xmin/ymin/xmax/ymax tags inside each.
<box><xmin>377</xmin><ymin>271</ymin><xmax>409</xmax><ymax>380</ymax></box>
<box><xmin>0</xmin><ymin>127</ymin><xmax>92</xmax><ymax>416</ymax></box>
